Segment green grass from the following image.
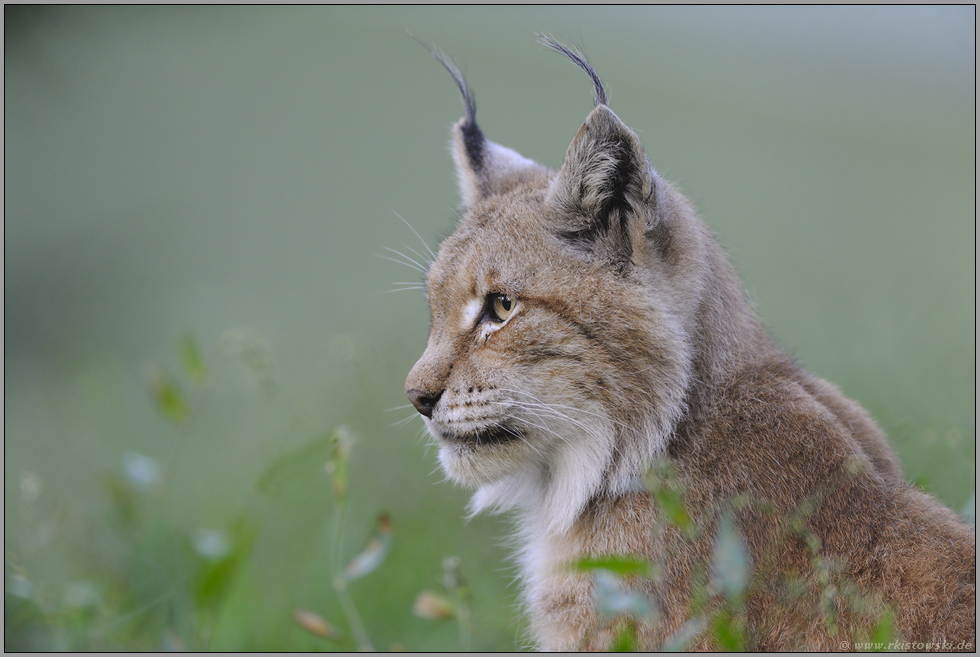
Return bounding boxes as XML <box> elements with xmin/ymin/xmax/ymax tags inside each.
<box><xmin>4</xmin><ymin>333</ymin><xmax>509</xmax><ymax>651</ymax></box>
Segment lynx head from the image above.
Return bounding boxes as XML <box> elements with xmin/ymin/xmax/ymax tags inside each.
<box><xmin>406</xmin><ymin>39</ymin><xmax>720</xmax><ymax>531</ymax></box>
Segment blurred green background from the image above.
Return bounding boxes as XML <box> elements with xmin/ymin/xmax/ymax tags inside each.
<box><xmin>5</xmin><ymin>6</ymin><xmax>974</xmax><ymax>651</ymax></box>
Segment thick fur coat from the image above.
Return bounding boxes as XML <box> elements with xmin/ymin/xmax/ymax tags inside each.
<box><xmin>405</xmin><ymin>40</ymin><xmax>975</xmax><ymax>651</ymax></box>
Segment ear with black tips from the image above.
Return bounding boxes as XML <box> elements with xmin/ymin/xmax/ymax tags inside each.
<box><xmin>450</xmin><ymin>120</ymin><xmax>546</xmax><ymax>208</ymax></box>
<box><xmin>546</xmin><ymin>105</ymin><xmax>654</xmax><ymax>267</ymax></box>
<box><xmin>421</xmin><ymin>41</ymin><xmax>547</xmax><ymax>208</ymax></box>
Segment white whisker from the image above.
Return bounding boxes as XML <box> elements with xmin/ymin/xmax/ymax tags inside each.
<box><xmin>399</xmin><ymin>241</ymin><xmax>432</xmax><ymax>269</ymax></box>
<box><xmin>380</xmin><ymin>286</ymin><xmax>426</xmax><ymax>294</ymax></box>
<box><xmin>390</xmin><ymin>209</ymin><xmax>437</xmax><ymax>261</ymax></box>
<box><xmin>375</xmin><ymin>253</ymin><xmax>427</xmax><ymax>274</ymax></box>
<box><xmin>382</xmin><ymin>246</ymin><xmax>429</xmax><ymax>274</ymax></box>
<box><xmin>493</xmin><ymin>397</ymin><xmax>610</xmax><ymax>442</ymax></box>
<box><xmin>483</xmin><ymin>401</ymin><xmax>597</xmax><ymax>456</ymax></box>
<box><xmin>391</xmin><ymin>413</ymin><xmax>422</xmax><ymax>427</ymax></box>
<box><xmin>497</xmin><ymin>387</ymin><xmax>631</xmax><ymax>432</ymax></box>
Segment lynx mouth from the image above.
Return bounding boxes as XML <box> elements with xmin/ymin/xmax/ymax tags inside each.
<box><xmin>439</xmin><ymin>424</ymin><xmax>523</xmax><ymax>445</ymax></box>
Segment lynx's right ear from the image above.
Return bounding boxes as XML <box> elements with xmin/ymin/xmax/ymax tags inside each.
<box><xmin>424</xmin><ymin>44</ymin><xmax>546</xmax><ymax>208</ymax></box>
<box><xmin>541</xmin><ymin>38</ymin><xmax>654</xmax><ymax>271</ymax></box>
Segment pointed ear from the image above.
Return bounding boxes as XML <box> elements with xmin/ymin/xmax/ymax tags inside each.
<box><xmin>545</xmin><ymin>106</ymin><xmax>654</xmax><ymax>266</ymax></box>
<box><xmin>420</xmin><ymin>43</ymin><xmax>547</xmax><ymax>208</ymax></box>
<box><xmin>452</xmin><ymin>118</ymin><xmax>547</xmax><ymax>207</ymax></box>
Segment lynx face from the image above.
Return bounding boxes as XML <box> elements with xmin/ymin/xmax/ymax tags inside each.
<box><xmin>408</xmin><ymin>190</ymin><xmax>664</xmax><ymax>522</ymax></box>
<box><xmin>405</xmin><ymin>45</ymin><xmax>698</xmax><ymax>530</ymax></box>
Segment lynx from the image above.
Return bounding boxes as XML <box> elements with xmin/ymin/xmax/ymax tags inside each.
<box><xmin>404</xmin><ymin>39</ymin><xmax>975</xmax><ymax>651</ymax></box>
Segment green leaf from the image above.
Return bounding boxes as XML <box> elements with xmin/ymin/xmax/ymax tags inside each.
<box><xmin>869</xmin><ymin>608</ymin><xmax>896</xmax><ymax>651</ymax></box>
<box><xmin>179</xmin><ymin>330</ymin><xmax>208</xmax><ymax>386</ymax></box>
<box><xmin>644</xmin><ymin>460</ymin><xmax>695</xmax><ymax>535</ymax></box>
<box><xmin>710</xmin><ymin>512</ymin><xmax>750</xmax><ymax>600</ymax></box>
<box><xmin>571</xmin><ymin>554</ymin><xmax>655</xmax><ymax>578</ymax></box>
<box><xmin>820</xmin><ymin>582</ymin><xmax>839</xmax><ymax>635</ymax></box>
<box><xmin>256</xmin><ymin>431</ymin><xmax>335</xmax><ymax>498</ymax></box>
<box><xmin>144</xmin><ymin>365</ymin><xmax>188</xmax><ymax>424</ymax></box>
<box><xmin>711</xmin><ymin>610</ymin><xmax>745</xmax><ymax>652</ymax></box>
<box><xmin>592</xmin><ymin>571</ymin><xmax>656</xmax><ymax>621</ymax></box>
<box><xmin>219</xmin><ymin>327</ymin><xmax>277</xmax><ymax>395</ymax></box>
<box><xmin>654</xmin><ymin>487</ymin><xmax>693</xmax><ymax>533</ymax></box>
<box><xmin>193</xmin><ymin>519</ymin><xmax>257</xmax><ymax>613</ymax></box>
<box><xmin>100</xmin><ymin>472</ymin><xmax>136</xmax><ymax>526</ymax></box>
<box><xmin>610</xmin><ymin>621</ymin><xmax>639</xmax><ymax>652</ymax></box>
<box><xmin>342</xmin><ymin>512</ymin><xmax>393</xmax><ymax>581</ymax></box>
<box><xmin>257</xmin><ymin>427</ymin><xmax>357</xmax><ymax>508</ymax></box>
<box><xmin>661</xmin><ymin>616</ymin><xmax>707</xmax><ymax>652</ymax></box>
<box><xmin>4</xmin><ymin>589</ymin><xmax>53</xmax><ymax>652</ymax></box>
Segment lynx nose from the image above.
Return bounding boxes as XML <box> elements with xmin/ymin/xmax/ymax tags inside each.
<box><xmin>407</xmin><ymin>388</ymin><xmax>443</xmax><ymax>418</ymax></box>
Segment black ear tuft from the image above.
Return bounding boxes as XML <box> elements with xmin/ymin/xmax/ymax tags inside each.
<box><xmin>418</xmin><ymin>38</ymin><xmax>548</xmax><ymax>208</ymax></box>
<box><xmin>458</xmin><ymin>118</ymin><xmax>485</xmax><ymax>173</ymax></box>
<box><xmin>415</xmin><ymin>38</ymin><xmax>486</xmax><ymax>172</ymax></box>
<box><xmin>539</xmin><ymin>35</ymin><xmax>608</xmax><ymax>108</ymax></box>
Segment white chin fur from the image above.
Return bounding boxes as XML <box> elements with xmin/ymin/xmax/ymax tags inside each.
<box><xmin>434</xmin><ymin>417</ymin><xmax>621</xmax><ymax>535</ymax></box>
<box><xmin>434</xmin><ymin>433</ymin><xmax>531</xmax><ymax>486</ymax></box>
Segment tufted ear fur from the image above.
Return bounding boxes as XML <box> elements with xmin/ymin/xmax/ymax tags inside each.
<box><xmin>451</xmin><ymin>118</ymin><xmax>546</xmax><ymax>208</ymax></box>
<box><xmin>545</xmin><ymin>105</ymin><xmax>654</xmax><ymax>270</ymax></box>
<box><xmin>420</xmin><ymin>42</ymin><xmax>547</xmax><ymax>208</ymax></box>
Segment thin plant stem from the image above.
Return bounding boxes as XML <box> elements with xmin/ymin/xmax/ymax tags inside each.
<box><xmin>333</xmin><ymin>578</ymin><xmax>373</xmax><ymax>652</ymax></box>
<box><xmin>330</xmin><ymin>497</ymin><xmax>374</xmax><ymax>652</ymax></box>
<box><xmin>456</xmin><ymin>600</ymin><xmax>472</xmax><ymax>652</ymax></box>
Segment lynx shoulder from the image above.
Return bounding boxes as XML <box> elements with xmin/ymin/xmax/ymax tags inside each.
<box><xmin>405</xmin><ymin>39</ymin><xmax>975</xmax><ymax>651</ymax></box>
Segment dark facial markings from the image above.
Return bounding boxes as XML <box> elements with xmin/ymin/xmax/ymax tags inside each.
<box><xmin>441</xmin><ymin>424</ymin><xmax>523</xmax><ymax>445</ymax></box>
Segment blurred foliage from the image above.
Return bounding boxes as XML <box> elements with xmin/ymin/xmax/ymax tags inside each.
<box><xmin>4</xmin><ymin>332</ymin><xmax>493</xmax><ymax>651</ymax></box>
<box><xmin>412</xmin><ymin>556</ymin><xmax>475</xmax><ymax>650</ymax></box>
<box><xmin>869</xmin><ymin>609</ymin><xmax>897</xmax><ymax>652</ymax></box>
<box><xmin>179</xmin><ymin>331</ymin><xmax>209</xmax><ymax>388</ymax></box>
<box><xmin>572</xmin><ymin>555</ymin><xmax>655</xmax><ymax>579</ymax></box>
<box><xmin>144</xmin><ymin>365</ymin><xmax>189</xmax><ymax>425</ymax></box>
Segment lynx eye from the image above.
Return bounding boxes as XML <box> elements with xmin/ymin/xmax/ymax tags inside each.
<box><xmin>489</xmin><ymin>294</ymin><xmax>517</xmax><ymax>322</ymax></box>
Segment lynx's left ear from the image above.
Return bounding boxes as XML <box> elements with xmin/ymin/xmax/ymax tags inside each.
<box><xmin>423</xmin><ymin>44</ymin><xmax>547</xmax><ymax>208</ymax></box>
<box><xmin>451</xmin><ymin>118</ymin><xmax>546</xmax><ymax>208</ymax></box>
